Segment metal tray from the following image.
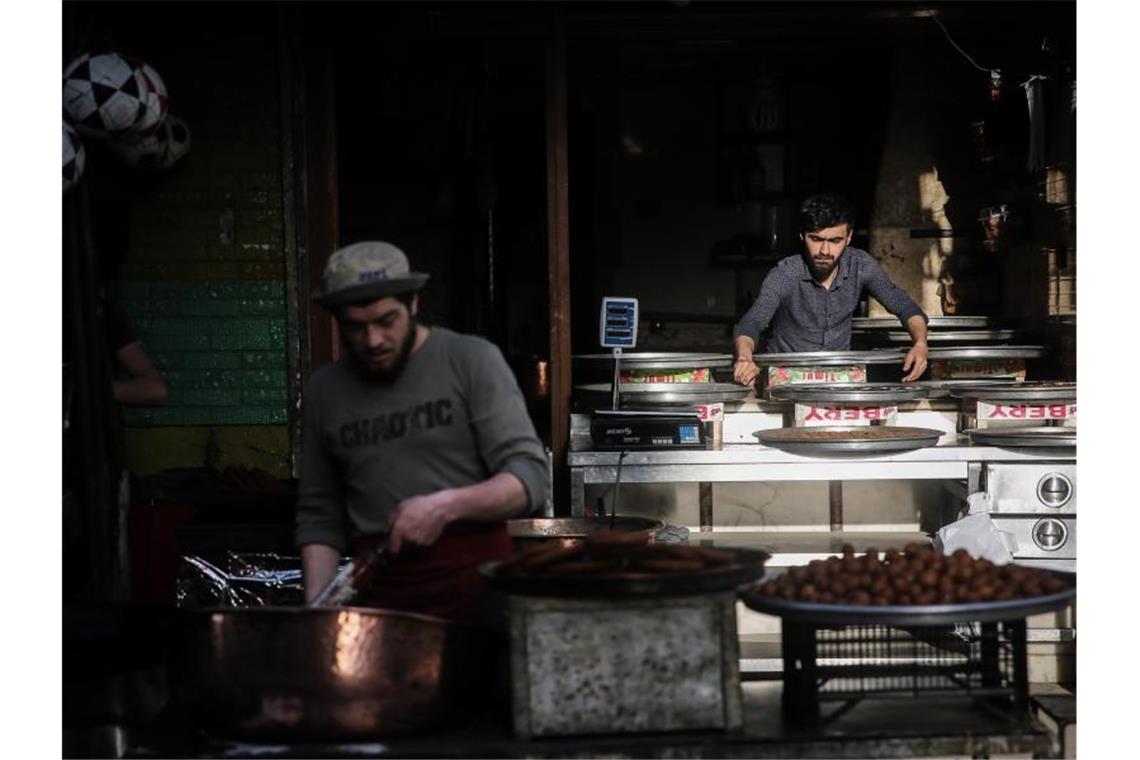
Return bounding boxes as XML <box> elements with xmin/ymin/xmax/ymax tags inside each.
<box><xmin>753</xmin><ymin>425</ymin><xmax>945</xmax><ymax>455</ymax></box>
<box><xmin>479</xmin><ymin>546</ymin><xmax>770</xmax><ymax>599</ymax></box>
<box><xmin>964</xmin><ymin>426</ymin><xmax>1076</xmax><ymax>447</ymax></box>
<box><xmin>927</xmin><ymin>345</ymin><xmax>1047</xmax><ymax>360</ymax></box>
<box><xmin>572</xmin><ymin>352</ymin><xmax>733</xmax><ymax>370</ymax></box>
<box><xmin>575</xmin><ymin>382</ymin><xmax>751</xmax><ymax>405</ymax></box>
<box><xmin>768</xmin><ymin>383</ymin><xmax>930</xmax><ymax>404</ymax></box>
<box><xmin>752</xmin><ymin>349</ymin><xmax>907</xmax><ymax>367</ymax></box>
<box><xmin>853</xmin><ymin>316</ymin><xmax>996</xmax><ymax>330</ymax></box>
<box><xmin>878</xmin><ymin>329</ymin><xmax>1020</xmax><ymax>343</ymax></box>
<box><xmin>739</xmin><ymin>572</ymin><xmax>1075</xmax><ymax>625</ymax></box>
<box><xmin>952</xmin><ymin>382</ymin><xmax>1076</xmax><ymax>401</ymax></box>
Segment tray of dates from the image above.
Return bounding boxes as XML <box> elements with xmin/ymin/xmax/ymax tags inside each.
<box><xmin>740</xmin><ymin>543</ymin><xmax>1075</xmax><ymax>625</ymax></box>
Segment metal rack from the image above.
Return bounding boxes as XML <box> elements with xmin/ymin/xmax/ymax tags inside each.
<box><xmin>780</xmin><ymin>619</ymin><xmax>1028</xmax><ymax>725</ymax></box>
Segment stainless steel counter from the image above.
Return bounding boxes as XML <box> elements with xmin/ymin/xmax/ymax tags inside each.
<box><xmin>568</xmin><ymin>443</ymin><xmax>1076</xmax><ymax>515</ymax></box>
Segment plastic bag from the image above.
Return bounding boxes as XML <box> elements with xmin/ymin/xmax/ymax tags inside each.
<box><xmin>934</xmin><ymin>513</ymin><xmax>1018</xmax><ymax>565</ymax></box>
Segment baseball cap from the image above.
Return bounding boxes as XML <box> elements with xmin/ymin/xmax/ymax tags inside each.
<box><xmin>312</xmin><ymin>241</ymin><xmax>430</xmax><ymax>307</ymax></box>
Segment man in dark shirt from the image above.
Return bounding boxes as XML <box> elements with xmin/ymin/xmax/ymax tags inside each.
<box><xmin>733</xmin><ymin>194</ymin><xmax>929</xmax><ymax>384</ymax></box>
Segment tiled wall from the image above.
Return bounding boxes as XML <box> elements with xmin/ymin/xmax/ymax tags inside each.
<box><xmin>110</xmin><ymin>11</ymin><xmax>294</xmax><ymax>476</ymax></box>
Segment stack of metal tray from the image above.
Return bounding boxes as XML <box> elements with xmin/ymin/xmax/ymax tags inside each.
<box><xmin>572</xmin><ymin>352</ymin><xmax>734</xmax><ymax>370</ymax></box>
<box><xmin>751</xmin><ymin>349</ymin><xmax>907</xmax><ymax>367</ymax></box>
<box><xmin>574</xmin><ymin>381</ymin><xmax>751</xmax><ymax>406</ymax></box>
<box><xmin>951</xmin><ymin>381</ymin><xmax>1076</xmax><ymax>402</ymax></box>
<box><xmin>767</xmin><ymin>382</ymin><xmax>930</xmax><ymax>404</ymax></box>
<box><xmin>964</xmin><ymin>427</ymin><xmax>1076</xmax><ymax>448</ymax></box>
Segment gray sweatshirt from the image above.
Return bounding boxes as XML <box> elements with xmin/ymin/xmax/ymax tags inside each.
<box><xmin>295</xmin><ymin>327</ymin><xmax>549</xmax><ymax>552</ymax></box>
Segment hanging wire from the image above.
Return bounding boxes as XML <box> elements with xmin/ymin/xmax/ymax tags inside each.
<box><xmin>925</xmin><ymin>8</ymin><xmax>1000</xmax><ymax>77</ymax></box>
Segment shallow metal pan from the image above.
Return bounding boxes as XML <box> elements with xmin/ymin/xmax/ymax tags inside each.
<box><xmin>751</xmin><ymin>349</ymin><xmax>907</xmax><ymax>367</ymax></box>
<box><xmin>479</xmin><ymin>547</ymin><xmax>770</xmax><ymax>599</ymax></box>
<box><xmin>951</xmin><ymin>382</ymin><xmax>1075</xmax><ymax>402</ymax></box>
<box><xmin>739</xmin><ymin>571</ymin><xmax>1075</xmax><ymax>625</ymax></box>
<box><xmin>572</xmin><ymin>352</ymin><xmax>733</xmax><ymax>370</ymax></box>
<box><xmin>877</xmin><ymin>329</ymin><xmax>1021</xmax><ymax>343</ymax></box>
<box><xmin>964</xmin><ymin>427</ymin><xmax>1076</xmax><ymax>448</ymax></box>
<box><xmin>753</xmin><ymin>425</ymin><xmax>945</xmax><ymax>455</ymax></box>
<box><xmin>768</xmin><ymin>383</ymin><xmax>930</xmax><ymax>404</ymax></box>
<box><xmin>853</xmin><ymin>316</ymin><xmax>996</xmax><ymax>330</ymax></box>
<box><xmin>575</xmin><ymin>382</ymin><xmax>751</xmax><ymax>405</ymax></box>
<box><xmin>927</xmin><ymin>345</ymin><xmax>1048</xmax><ymax>360</ymax></box>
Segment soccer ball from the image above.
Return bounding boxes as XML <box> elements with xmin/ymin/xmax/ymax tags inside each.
<box><xmin>111</xmin><ymin>113</ymin><xmax>191</xmax><ymax>170</ymax></box>
<box><xmin>63</xmin><ymin>52</ymin><xmax>147</xmax><ymax>137</ymax></box>
<box><xmin>131</xmin><ymin>59</ymin><xmax>169</xmax><ymax>134</ymax></box>
<box><xmin>63</xmin><ymin>122</ymin><xmax>85</xmax><ymax>192</ymax></box>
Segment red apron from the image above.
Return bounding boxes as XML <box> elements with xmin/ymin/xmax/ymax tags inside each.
<box><xmin>350</xmin><ymin>521</ymin><xmax>513</xmax><ymax>624</ymax></box>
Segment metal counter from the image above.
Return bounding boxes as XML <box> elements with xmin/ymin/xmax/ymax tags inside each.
<box><xmin>568</xmin><ymin>443</ymin><xmax>1076</xmax><ymax>515</ymax></box>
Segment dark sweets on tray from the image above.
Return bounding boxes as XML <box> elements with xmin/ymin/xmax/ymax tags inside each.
<box><xmin>755</xmin><ymin>543</ymin><xmax>1070</xmax><ymax>606</ymax></box>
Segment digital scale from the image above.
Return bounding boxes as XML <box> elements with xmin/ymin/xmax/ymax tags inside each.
<box><xmin>590</xmin><ymin>297</ymin><xmax>706</xmax><ymax>451</ymax></box>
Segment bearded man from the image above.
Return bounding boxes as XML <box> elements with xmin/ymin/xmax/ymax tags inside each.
<box><xmin>732</xmin><ymin>193</ymin><xmax>929</xmax><ymax>384</ymax></box>
<box><xmin>295</xmin><ymin>242</ymin><xmax>548</xmax><ymax>622</ymax></box>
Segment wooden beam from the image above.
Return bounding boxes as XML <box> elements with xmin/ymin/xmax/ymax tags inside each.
<box><xmin>545</xmin><ymin>11</ymin><xmax>572</xmax><ymax>514</ymax></box>
<box><xmin>302</xmin><ymin>20</ymin><xmax>340</xmax><ymax>372</ymax></box>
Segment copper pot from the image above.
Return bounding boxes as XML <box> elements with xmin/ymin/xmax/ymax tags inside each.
<box><xmin>174</xmin><ymin>606</ymin><xmax>496</xmax><ymax>739</ymax></box>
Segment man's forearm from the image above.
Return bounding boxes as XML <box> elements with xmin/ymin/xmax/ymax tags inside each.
<box><xmin>734</xmin><ymin>335</ymin><xmax>757</xmax><ymax>360</ymax></box>
<box><xmin>440</xmin><ymin>472</ymin><xmax>530</xmax><ymax>523</ymax></box>
<box><xmin>905</xmin><ymin>314</ymin><xmax>928</xmax><ymax>348</ymax></box>
<box><xmin>301</xmin><ymin>543</ymin><xmax>343</xmax><ymax>603</ymax></box>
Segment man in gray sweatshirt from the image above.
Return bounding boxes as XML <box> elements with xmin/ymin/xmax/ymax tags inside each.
<box><xmin>296</xmin><ymin>241</ymin><xmax>549</xmax><ymax>621</ymax></box>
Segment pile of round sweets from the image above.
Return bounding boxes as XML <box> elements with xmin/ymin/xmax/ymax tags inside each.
<box><xmin>755</xmin><ymin>543</ymin><xmax>1071</xmax><ymax>606</ymax></box>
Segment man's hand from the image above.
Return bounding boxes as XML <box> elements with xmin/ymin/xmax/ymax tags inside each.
<box><xmin>901</xmin><ymin>343</ymin><xmax>928</xmax><ymax>382</ymax></box>
<box><xmin>387</xmin><ymin>491</ymin><xmax>457</xmax><ymax>555</ymax></box>
<box><xmin>733</xmin><ymin>358</ymin><xmax>761</xmax><ymax>386</ymax></box>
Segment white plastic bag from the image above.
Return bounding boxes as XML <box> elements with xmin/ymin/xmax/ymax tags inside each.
<box><xmin>934</xmin><ymin>512</ymin><xmax>1018</xmax><ymax>564</ymax></box>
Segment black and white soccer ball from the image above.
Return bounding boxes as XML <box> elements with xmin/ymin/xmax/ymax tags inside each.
<box><xmin>112</xmin><ymin>113</ymin><xmax>191</xmax><ymax>170</ymax></box>
<box><xmin>63</xmin><ymin>52</ymin><xmax>147</xmax><ymax>138</ymax></box>
<box><xmin>63</xmin><ymin>122</ymin><xmax>85</xmax><ymax>193</ymax></box>
<box><xmin>132</xmin><ymin>59</ymin><xmax>169</xmax><ymax>134</ymax></box>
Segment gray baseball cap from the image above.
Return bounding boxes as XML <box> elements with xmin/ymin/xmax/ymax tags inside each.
<box><xmin>312</xmin><ymin>241</ymin><xmax>430</xmax><ymax>307</ymax></box>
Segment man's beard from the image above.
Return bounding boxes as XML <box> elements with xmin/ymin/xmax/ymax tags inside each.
<box><xmin>347</xmin><ymin>319</ymin><xmax>418</xmax><ymax>384</ymax></box>
<box><xmin>806</xmin><ymin>252</ymin><xmax>840</xmax><ymax>280</ymax></box>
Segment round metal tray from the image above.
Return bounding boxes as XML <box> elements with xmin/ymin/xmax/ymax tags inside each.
<box><xmin>853</xmin><ymin>316</ymin><xmax>996</xmax><ymax>330</ymax></box>
<box><xmin>964</xmin><ymin>426</ymin><xmax>1076</xmax><ymax>447</ymax></box>
<box><xmin>739</xmin><ymin>572</ymin><xmax>1075</xmax><ymax>625</ymax></box>
<box><xmin>951</xmin><ymin>382</ymin><xmax>1076</xmax><ymax>402</ymax></box>
<box><xmin>479</xmin><ymin>547</ymin><xmax>770</xmax><ymax>599</ymax></box>
<box><xmin>575</xmin><ymin>382</ymin><xmax>751</xmax><ymax>405</ymax></box>
<box><xmin>927</xmin><ymin>345</ymin><xmax>1047</xmax><ymax>360</ymax></box>
<box><xmin>768</xmin><ymin>383</ymin><xmax>930</xmax><ymax>404</ymax></box>
<box><xmin>752</xmin><ymin>349</ymin><xmax>907</xmax><ymax>367</ymax></box>
<box><xmin>753</xmin><ymin>425</ymin><xmax>945</xmax><ymax>455</ymax></box>
<box><xmin>914</xmin><ymin>379</ymin><xmax>1022</xmax><ymax>390</ymax></box>
<box><xmin>572</xmin><ymin>352</ymin><xmax>734</xmax><ymax>370</ymax></box>
<box><xmin>878</xmin><ymin>329</ymin><xmax>1021</xmax><ymax>343</ymax></box>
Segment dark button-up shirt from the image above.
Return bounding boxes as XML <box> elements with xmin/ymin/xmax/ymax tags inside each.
<box><xmin>733</xmin><ymin>247</ymin><xmax>926</xmax><ymax>353</ymax></box>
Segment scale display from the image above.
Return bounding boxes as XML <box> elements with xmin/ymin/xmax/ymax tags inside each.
<box><xmin>600</xmin><ymin>297</ymin><xmax>638</xmax><ymax>349</ymax></box>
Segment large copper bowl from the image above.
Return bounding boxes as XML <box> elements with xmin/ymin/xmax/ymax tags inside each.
<box><xmin>175</xmin><ymin>606</ymin><xmax>496</xmax><ymax>739</ymax></box>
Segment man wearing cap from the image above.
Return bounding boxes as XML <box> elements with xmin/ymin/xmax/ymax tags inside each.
<box><xmin>295</xmin><ymin>241</ymin><xmax>549</xmax><ymax>622</ymax></box>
